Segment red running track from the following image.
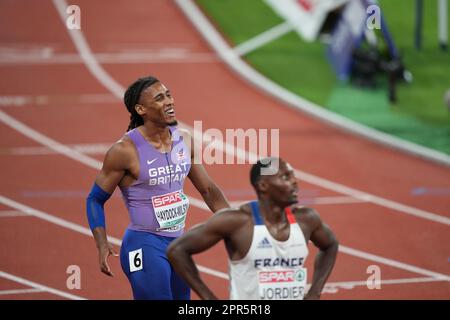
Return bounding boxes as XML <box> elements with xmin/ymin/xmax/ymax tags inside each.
<box><xmin>0</xmin><ymin>0</ymin><xmax>448</xmax><ymax>300</ymax></box>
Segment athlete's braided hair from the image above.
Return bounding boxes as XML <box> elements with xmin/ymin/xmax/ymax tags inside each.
<box><xmin>123</xmin><ymin>76</ymin><xmax>159</xmax><ymax>131</ymax></box>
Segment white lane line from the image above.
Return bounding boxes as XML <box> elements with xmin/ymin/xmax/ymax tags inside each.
<box><xmin>0</xmin><ymin>288</ymin><xmax>44</xmax><ymax>296</ymax></box>
<box><xmin>0</xmin><ymin>210</ymin><xmax>29</xmax><ymax>217</ymax></box>
<box><xmin>0</xmin><ymin>52</ymin><xmax>216</xmax><ymax>65</ymax></box>
<box><xmin>1</xmin><ymin>192</ymin><xmax>448</xmax><ymax>292</ymax></box>
<box><xmin>338</xmin><ymin>246</ymin><xmax>449</xmax><ymax>279</ymax></box>
<box><xmin>228</xmin><ymin>196</ymin><xmax>367</xmax><ymax>207</ymax></box>
<box><xmin>0</xmin><ymin>94</ymin><xmax>118</xmax><ymax>107</ymax></box>
<box><xmin>1</xmin><ymin>143</ymin><xmax>110</xmax><ymax>156</ymax></box>
<box><xmin>300</xmin><ymin>196</ymin><xmax>366</xmax><ymax>205</ymax></box>
<box><xmin>0</xmin><ymin>194</ymin><xmax>225</xmax><ymax>281</ymax></box>
<box><xmin>324</xmin><ymin>276</ymin><xmax>449</xmax><ymax>290</ymax></box>
<box><xmin>0</xmin><ymin>195</ymin><xmax>93</xmax><ymax>237</ymax></box>
<box><xmin>0</xmin><ymin>271</ymin><xmax>86</xmax><ymax>300</ymax></box>
<box><xmin>321</xmin><ymin>276</ymin><xmax>449</xmax><ymax>294</ymax></box>
<box><xmin>192</xmin><ymin>128</ymin><xmax>450</xmax><ymax>225</ymax></box>
<box><xmin>51</xmin><ymin>0</ymin><xmax>124</xmax><ymax>99</ymax></box>
<box><xmin>233</xmin><ymin>22</ymin><xmax>293</xmax><ymax>56</ymax></box>
<box><xmin>0</xmin><ymin>110</ymin><xmax>101</xmax><ymax>170</ymax></box>
<box><xmin>50</xmin><ymin>0</ymin><xmax>450</xmax><ymax>226</ymax></box>
<box><xmin>2</xmin><ymin>109</ymin><xmax>447</xmax><ymax>227</ymax></box>
<box><xmin>0</xmin><ymin>95</ymin><xmax>34</xmax><ymax>107</ymax></box>
<box><xmin>175</xmin><ymin>0</ymin><xmax>450</xmax><ymax>168</ymax></box>
<box><xmin>293</xmin><ymin>170</ymin><xmax>450</xmax><ymax>226</ymax></box>
<box><xmin>1</xmin><ymin>193</ymin><xmax>449</xmax><ymax>280</ymax></box>
<box><xmin>188</xmin><ymin>197</ymin><xmax>210</xmax><ymax>211</ymax></box>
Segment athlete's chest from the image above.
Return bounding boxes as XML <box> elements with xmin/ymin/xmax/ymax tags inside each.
<box><xmin>127</xmin><ymin>144</ymin><xmax>191</xmax><ymax>185</ymax></box>
<box><xmin>144</xmin><ymin>149</ymin><xmax>190</xmax><ymax>181</ymax></box>
<box><xmin>251</xmin><ymin>226</ymin><xmax>307</xmax><ymax>256</ymax></box>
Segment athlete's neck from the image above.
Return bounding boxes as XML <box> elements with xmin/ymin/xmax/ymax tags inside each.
<box><xmin>138</xmin><ymin>124</ymin><xmax>172</xmax><ymax>151</ymax></box>
<box><xmin>257</xmin><ymin>198</ymin><xmax>288</xmax><ymax>224</ymax></box>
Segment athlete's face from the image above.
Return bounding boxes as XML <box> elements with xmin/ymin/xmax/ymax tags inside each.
<box><xmin>261</xmin><ymin>160</ymin><xmax>298</xmax><ymax>206</ymax></box>
<box><xmin>137</xmin><ymin>82</ymin><xmax>178</xmax><ymax>126</ymax></box>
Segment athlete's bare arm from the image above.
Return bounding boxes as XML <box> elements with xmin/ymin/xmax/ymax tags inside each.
<box><xmin>91</xmin><ymin>138</ymin><xmax>135</xmax><ymax>276</ymax></box>
<box><xmin>296</xmin><ymin>207</ymin><xmax>339</xmax><ymax>299</ymax></box>
<box><xmin>167</xmin><ymin>209</ymin><xmax>248</xmax><ymax>299</ymax></box>
<box><xmin>184</xmin><ymin>131</ymin><xmax>230</xmax><ymax>212</ymax></box>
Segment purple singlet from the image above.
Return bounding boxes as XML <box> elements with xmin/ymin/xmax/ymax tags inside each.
<box><xmin>119</xmin><ymin>126</ymin><xmax>191</xmax><ymax>237</ymax></box>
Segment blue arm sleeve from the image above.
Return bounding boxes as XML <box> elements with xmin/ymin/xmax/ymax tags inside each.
<box><xmin>86</xmin><ymin>183</ymin><xmax>112</xmax><ymax>231</ymax></box>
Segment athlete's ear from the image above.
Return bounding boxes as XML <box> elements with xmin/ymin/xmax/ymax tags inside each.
<box><xmin>135</xmin><ymin>104</ymin><xmax>146</xmax><ymax>116</ymax></box>
<box><xmin>257</xmin><ymin>179</ymin><xmax>269</xmax><ymax>193</ymax></box>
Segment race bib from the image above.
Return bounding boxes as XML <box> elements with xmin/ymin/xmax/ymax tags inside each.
<box><xmin>129</xmin><ymin>248</ymin><xmax>143</xmax><ymax>273</ymax></box>
<box><xmin>151</xmin><ymin>190</ymin><xmax>189</xmax><ymax>232</ymax></box>
<box><xmin>258</xmin><ymin>268</ymin><xmax>307</xmax><ymax>300</ymax></box>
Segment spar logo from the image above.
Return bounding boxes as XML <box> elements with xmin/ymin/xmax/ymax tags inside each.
<box><xmin>152</xmin><ymin>191</ymin><xmax>184</xmax><ymax>208</ymax></box>
<box><xmin>259</xmin><ymin>270</ymin><xmax>306</xmax><ymax>283</ymax></box>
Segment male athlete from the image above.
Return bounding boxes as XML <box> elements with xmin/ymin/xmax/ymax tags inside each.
<box><xmin>168</xmin><ymin>157</ymin><xmax>338</xmax><ymax>300</ymax></box>
<box><xmin>86</xmin><ymin>76</ymin><xmax>229</xmax><ymax>299</ymax></box>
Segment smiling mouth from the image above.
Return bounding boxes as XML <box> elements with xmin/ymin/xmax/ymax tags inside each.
<box><xmin>165</xmin><ymin>107</ymin><xmax>175</xmax><ymax>117</ymax></box>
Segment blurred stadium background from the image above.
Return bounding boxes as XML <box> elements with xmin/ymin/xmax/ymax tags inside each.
<box><xmin>197</xmin><ymin>0</ymin><xmax>450</xmax><ymax>156</ymax></box>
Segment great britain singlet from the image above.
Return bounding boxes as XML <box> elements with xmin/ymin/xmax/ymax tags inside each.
<box><xmin>229</xmin><ymin>201</ymin><xmax>309</xmax><ymax>300</ymax></box>
<box><xmin>119</xmin><ymin>126</ymin><xmax>191</xmax><ymax>237</ymax></box>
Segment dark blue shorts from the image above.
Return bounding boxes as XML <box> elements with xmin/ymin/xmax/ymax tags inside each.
<box><xmin>120</xmin><ymin>228</ymin><xmax>190</xmax><ymax>300</ymax></box>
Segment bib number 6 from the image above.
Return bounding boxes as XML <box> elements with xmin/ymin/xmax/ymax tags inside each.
<box><xmin>129</xmin><ymin>248</ymin><xmax>143</xmax><ymax>272</ymax></box>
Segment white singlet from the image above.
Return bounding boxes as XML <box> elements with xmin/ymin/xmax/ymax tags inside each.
<box><xmin>229</xmin><ymin>201</ymin><xmax>309</xmax><ymax>300</ymax></box>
